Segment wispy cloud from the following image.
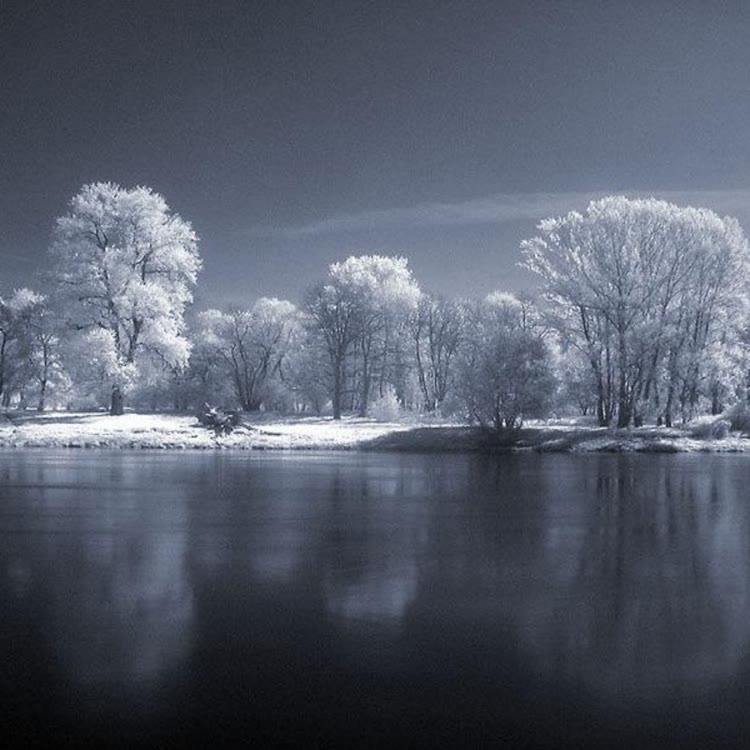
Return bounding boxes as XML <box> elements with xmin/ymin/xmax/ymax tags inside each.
<box><xmin>253</xmin><ymin>189</ymin><xmax>750</xmax><ymax>239</ymax></box>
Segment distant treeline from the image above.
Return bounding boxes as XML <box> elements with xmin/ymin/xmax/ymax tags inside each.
<box><xmin>2</xmin><ymin>184</ymin><xmax>748</xmax><ymax>428</ymax></box>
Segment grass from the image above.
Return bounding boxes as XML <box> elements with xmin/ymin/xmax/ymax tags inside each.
<box><xmin>0</xmin><ymin>410</ymin><xmax>748</xmax><ymax>453</ymax></box>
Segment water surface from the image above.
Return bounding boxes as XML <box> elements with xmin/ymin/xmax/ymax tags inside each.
<box><xmin>1</xmin><ymin>451</ymin><xmax>749</xmax><ymax>747</ymax></box>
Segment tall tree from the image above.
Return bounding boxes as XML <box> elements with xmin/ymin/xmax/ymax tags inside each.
<box><xmin>304</xmin><ymin>255</ymin><xmax>420</xmax><ymax>419</ymax></box>
<box><xmin>50</xmin><ymin>182</ymin><xmax>200</xmax><ymax>414</ymax></box>
<box><xmin>410</xmin><ymin>293</ymin><xmax>464</xmax><ymax>412</ymax></box>
<box><xmin>330</xmin><ymin>256</ymin><xmax>420</xmax><ymax>416</ymax></box>
<box><xmin>0</xmin><ymin>288</ymin><xmax>44</xmax><ymax>406</ymax></box>
<box><xmin>523</xmin><ymin>196</ymin><xmax>750</xmax><ymax>427</ymax></box>
<box><xmin>457</xmin><ymin>293</ymin><xmax>556</xmax><ymax>430</ymax></box>
<box><xmin>304</xmin><ymin>277</ymin><xmax>361</xmax><ymax>420</ymax></box>
<box><xmin>17</xmin><ymin>293</ymin><xmax>68</xmax><ymax>411</ymax></box>
<box><xmin>197</xmin><ymin>298</ymin><xmax>299</xmax><ymax>411</ymax></box>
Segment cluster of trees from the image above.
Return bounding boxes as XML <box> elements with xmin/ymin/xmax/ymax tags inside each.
<box><xmin>0</xmin><ymin>288</ymin><xmax>67</xmax><ymax>411</ymax></box>
<box><xmin>523</xmin><ymin>196</ymin><xmax>750</xmax><ymax>426</ymax></box>
<box><xmin>4</xmin><ymin>185</ymin><xmax>750</xmax><ymax>429</ymax></box>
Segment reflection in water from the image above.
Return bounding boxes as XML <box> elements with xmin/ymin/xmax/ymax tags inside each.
<box><xmin>3</xmin><ymin>451</ymin><xmax>750</xmax><ymax>745</ymax></box>
<box><xmin>320</xmin><ymin>465</ymin><xmax>424</xmax><ymax>625</ymax></box>
<box><xmin>428</xmin><ymin>456</ymin><xmax>750</xmax><ymax>701</ymax></box>
<box><xmin>0</xmin><ymin>454</ymin><xmax>194</xmax><ymax>718</ymax></box>
<box><xmin>51</xmin><ymin>524</ymin><xmax>193</xmax><ymax>687</ymax></box>
<box><xmin>491</xmin><ymin>457</ymin><xmax>750</xmax><ymax>699</ymax></box>
<box><xmin>324</xmin><ymin>556</ymin><xmax>418</xmax><ymax>624</ymax></box>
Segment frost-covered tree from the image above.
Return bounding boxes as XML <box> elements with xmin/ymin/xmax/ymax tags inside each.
<box><xmin>557</xmin><ymin>345</ymin><xmax>598</xmax><ymax>417</ymax></box>
<box><xmin>16</xmin><ymin>293</ymin><xmax>69</xmax><ymax>411</ymax></box>
<box><xmin>410</xmin><ymin>293</ymin><xmax>465</xmax><ymax>413</ymax></box>
<box><xmin>197</xmin><ymin>298</ymin><xmax>299</xmax><ymax>411</ymax></box>
<box><xmin>457</xmin><ymin>293</ymin><xmax>556</xmax><ymax>430</ymax></box>
<box><xmin>305</xmin><ymin>255</ymin><xmax>420</xmax><ymax>419</ymax></box>
<box><xmin>331</xmin><ymin>255</ymin><xmax>420</xmax><ymax>416</ymax></box>
<box><xmin>304</xmin><ymin>275</ymin><xmax>360</xmax><ymax>420</ymax></box>
<box><xmin>523</xmin><ymin>196</ymin><xmax>750</xmax><ymax>426</ymax></box>
<box><xmin>0</xmin><ymin>288</ymin><xmax>46</xmax><ymax>406</ymax></box>
<box><xmin>284</xmin><ymin>326</ymin><xmax>333</xmax><ymax>414</ymax></box>
<box><xmin>50</xmin><ymin>182</ymin><xmax>200</xmax><ymax>414</ymax></box>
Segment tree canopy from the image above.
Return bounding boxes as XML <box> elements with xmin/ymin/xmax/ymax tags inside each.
<box><xmin>51</xmin><ymin>182</ymin><xmax>201</xmax><ymax>413</ymax></box>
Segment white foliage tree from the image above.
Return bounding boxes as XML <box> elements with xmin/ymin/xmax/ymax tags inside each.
<box><xmin>457</xmin><ymin>292</ymin><xmax>557</xmax><ymax>430</ymax></box>
<box><xmin>332</xmin><ymin>255</ymin><xmax>420</xmax><ymax>417</ymax></box>
<box><xmin>0</xmin><ymin>288</ymin><xmax>47</xmax><ymax>406</ymax></box>
<box><xmin>305</xmin><ymin>255</ymin><xmax>420</xmax><ymax>419</ymax></box>
<box><xmin>17</xmin><ymin>292</ymin><xmax>69</xmax><ymax>411</ymax></box>
<box><xmin>50</xmin><ymin>182</ymin><xmax>200</xmax><ymax>414</ymax></box>
<box><xmin>523</xmin><ymin>196</ymin><xmax>750</xmax><ymax>427</ymax></box>
<box><xmin>197</xmin><ymin>298</ymin><xmax>299</xmax><ymax>411</ymax></box>
<box><xmin>410</xmin><ymin>293</ymin><xmax>465</xmax><ymax>413</ymax></box>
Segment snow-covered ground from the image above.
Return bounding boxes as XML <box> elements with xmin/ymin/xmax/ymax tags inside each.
<box><xmin>0</xmin><ymin>412</ymin><xmax>426</xmax><ymax>450</ymax></box>
<box><xmin>0</xmin><ymin>411</ymin><xmax>749</xmax><ymax>452</ymax></box>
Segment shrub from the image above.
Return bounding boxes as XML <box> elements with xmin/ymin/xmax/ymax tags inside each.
<box><xmin>369</xmin><ymin>385</ymin><xmax>402</xmax><ymax>422</ymax></box>
<box><xmin>724</xmin><ymin>403</ymin><xmax>750</xmax><ymax>433</ymax></box>
<box><xmin>689</xmin><ymin>418</ymin><xmax>731</xmax><ymax>439</ymax></box>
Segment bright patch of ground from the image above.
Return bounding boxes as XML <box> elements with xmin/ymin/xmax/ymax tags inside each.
<box><xmin>0</xmin><ymin>412</ymin><xmax>430</xmax><ymax>450</ymax></box>
<box><xmin>0</xmin><ymin>412</ymin><xmax>748</xmax><ymax>453</ymax></box>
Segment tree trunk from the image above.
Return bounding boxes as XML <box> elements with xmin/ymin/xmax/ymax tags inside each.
<box><xmin>616</xmin><ymin>343</ymin><xmax>630</xmax><ymax>428</ymax></box>
<box><xmin>414</xmin><ymin>329</ymin><xmax>432</xmax><ymax>411</ymax></box>
<box><xmin>110</xmin><ymin>385</ymin><xmax>125</xmax><ymax>416</ymax></box>
<box><xmin>664</xmin><ymin>381</ymin><xmax>675</xmax><ymax>428</ymax></box>
<box><xmin>332</xmin><ymin>392</ymin><xmax>342</xmax><ymax>420</ymax></box>
<box><xmin>37</xmin><ymin>381</ymin><xmax>47</xmax><ymax>412</ymax></box>
<box><xmin>617</xmin><ymin>401</ymin><xmax>631</xmax><ymax>428</ymax></box>
<box><xmin>711</xmin><ymin>385</ymin><xmax>722</xmax><ymax>415</ymax></box>
<box><xmin>332</xmin><ymin>361</ymin><xmax>343</xmax><ymax>420</ymax></box>
<box><xmin>358</xmin><ymin>345</ymin><xmax>371</xmax><ymax>418</ymax></box>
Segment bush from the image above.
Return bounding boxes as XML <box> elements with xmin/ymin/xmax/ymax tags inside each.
<box><xmin>724</xmin><ymin>403</ymin><xmax>750</xmax><ymax>433</ymax></box>
<box><xmin>369</xmin><ymin>385</ymin><xmax>402</xmax><ymax>422</ymax></box>
<box><xmin>712</xmin><ymin>420</ymin><xmax>731</xmax><ymax>439</ymax></box>
<box><xmin>689</xmin><ymin>418</ymin><xmax>731</xmax><ymax>439</ymax></box>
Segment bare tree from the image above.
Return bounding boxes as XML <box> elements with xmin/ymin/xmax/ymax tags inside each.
<box><xmin>411</xmin><ymin>294</ymin><xmax>464</xmax><ymax>412</ymax></box>
<box><xmin>304</xmin><ymin>279</ymin><xmax>361</xmax><ymax>420</ymax></box>
<box><xmin>197</xmin><ymin>298</ymin><xmax>298</xmax><ymax>411</ymax></box>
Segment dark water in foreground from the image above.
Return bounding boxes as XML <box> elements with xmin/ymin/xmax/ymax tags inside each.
<box><xmin>2</xmin><ymin>451</ymin><xmax>750</xmax><ymax>747</ymax></box>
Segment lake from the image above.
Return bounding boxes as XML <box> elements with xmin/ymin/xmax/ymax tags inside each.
<box><xmin>1</xmin><ymin>450</ymin><xmax>749</xmax><ymax>747</ymax></box>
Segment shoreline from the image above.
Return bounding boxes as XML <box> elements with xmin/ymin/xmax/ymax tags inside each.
<box><xmin>0</xmin><ymin>412</ymin><xmax>748</xmax><ymax>454</ymax></box>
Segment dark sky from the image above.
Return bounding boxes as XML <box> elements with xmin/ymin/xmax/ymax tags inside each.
<box><xmin>2</xmin><ymin>0</ymin><xmax>750</xmax><ymax>306</ymax></box>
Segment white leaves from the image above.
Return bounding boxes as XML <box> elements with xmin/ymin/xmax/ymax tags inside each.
<box><xmin>73</xmin><ymin>329</ymin><xmax>138</xmax><ymax>388</ymax></box>
<box><xmin>329</xmin><ymin>255</ymin><xmax>421</xmax><ymax>313</ymax></box>
<box><xmin>195</xmin><ymin>298</ymin><xmax>300</xmax><ymax>409</ymax></box>
<box><xmin>522</xmin><ymin>195</ymin><xmax>750</xmax><ymax>421</ymax></box>
<box><xmin>6</xmin><ymin>288</ymin><xmax>45</xmax><ymax>312</ymax></box>
<box><xmin>51</xmin><ymin>182</ymin><xmax>202</xmax><ymax>383</ymax></box>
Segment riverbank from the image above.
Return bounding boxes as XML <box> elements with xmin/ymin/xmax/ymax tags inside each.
<box><xmin>0</xmin><ymin>412</ymin><xmax>421</xmax><ymax>450</ymax></box>
<box><xmin>0</xmin><ymin>411</ymin><xmax>748</xmax><ymax>453</ymax></box>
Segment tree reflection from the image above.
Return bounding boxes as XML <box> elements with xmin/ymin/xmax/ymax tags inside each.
<box><xmin>0</xmin><ymin>454</ymin><xmax>194</xmax><ymax>716</ymax></box>
<box><xmin>5</xmin><ymin>451</ymin><xmax>750</xmax><ymax>740</ymax></box>
<box><xmin>503</xmin><ymin>456</ymin><xmax>750</xmax><ymax>699</ymax></box>
<box><xmin>320</xmin><ymin>462</ymin><xmax>424</xmax><ymax>626</ymax></box>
